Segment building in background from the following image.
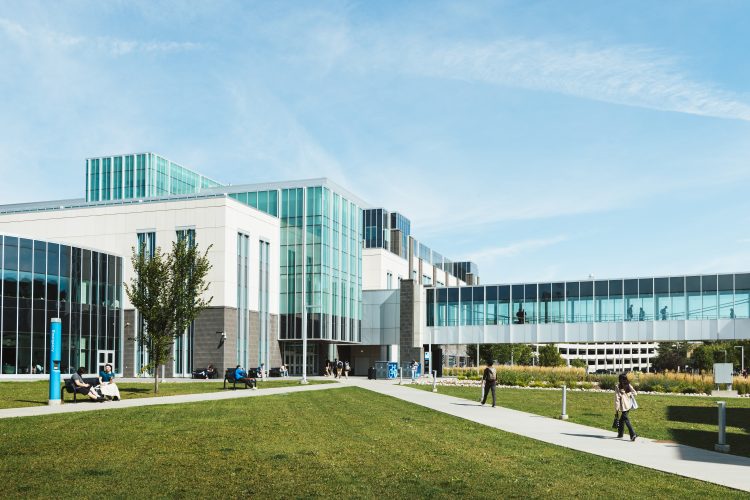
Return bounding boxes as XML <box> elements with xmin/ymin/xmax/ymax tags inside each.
<box><xmin>3</xmin><ymin>151</ymin><xmax>749</xmax><ymax>378</ymax></box>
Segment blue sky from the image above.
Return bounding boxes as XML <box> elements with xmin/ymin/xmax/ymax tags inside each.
<box><xmin>1</xmin><ymin>1</ymin><xmax>749</xmax><ymax>283</ymax></box>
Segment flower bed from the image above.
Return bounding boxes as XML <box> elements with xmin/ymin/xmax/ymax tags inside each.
<box><xmin>437</xmin><ymin>365</ymin><xmax>750</xmax><ymax>396</ymax></box>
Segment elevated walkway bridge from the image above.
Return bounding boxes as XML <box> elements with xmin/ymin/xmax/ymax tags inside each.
<box><xmin>424</xmin><ymin>273</ymin><xmax>750</xmax><ymax>344</ymax></box>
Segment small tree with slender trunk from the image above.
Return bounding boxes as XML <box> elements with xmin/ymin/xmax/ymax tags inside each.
<box><xmin>125</xmin><ymin>238</ymin><xmax>212</xmax><ymax>393</ymax></box>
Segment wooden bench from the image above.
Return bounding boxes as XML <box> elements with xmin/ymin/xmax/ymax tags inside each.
<box><xmin>223</xmin><ymin>368</ymin><xmax>257</xmax><ymax>390</ymax></box>
<box><xmin>63</xmin><ymin>377</ymin><xmax>100</xmax><ymax>403</ymax></box>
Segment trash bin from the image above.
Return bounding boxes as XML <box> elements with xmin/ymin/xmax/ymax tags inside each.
<box><xmin>368</xmin><ymin>367</ymin><xmax>375</xmax><ymax>380</ymax></box>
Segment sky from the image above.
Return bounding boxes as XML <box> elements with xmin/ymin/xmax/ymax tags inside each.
<box><xmin>0</xmin><ymin>0</ymin><xmax>749</xmax><ymax>284</ymax></box>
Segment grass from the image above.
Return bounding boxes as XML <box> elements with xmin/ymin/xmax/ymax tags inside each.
<box><xmin>411</xmin><ymin>384</ymin><xmax>750</xmax><ymax>458</ymax></box>
<box><xmin>0</xmin><ymin>379</ymin><xmax>332</xmax><ymax>409</ymax></box>
<box><xmin>0</xmin><ymin>387</ymin><xmax>744</xmax><ymax>498</ymax></box>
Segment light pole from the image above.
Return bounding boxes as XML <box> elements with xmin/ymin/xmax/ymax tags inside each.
<box><xmin>735</xmin><ymin>346</ymin><xmax>745</xmax><ymax>373</ymax></box>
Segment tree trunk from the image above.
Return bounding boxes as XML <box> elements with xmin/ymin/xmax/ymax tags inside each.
<box><xmin>154</xmin><ymin>367</ymin><xmax>160</xmax><ymax>394</ymax></box>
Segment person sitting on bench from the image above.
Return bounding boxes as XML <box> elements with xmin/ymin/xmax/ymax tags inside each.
<box><xmin>235</xmin><ymin>365</ymin><xmax>257</xmax><ymax>389</ymax></box>
<box><xmin>72</xmin><ymin>367</ymin><xmax>104</xmax><ymax>402</ymax></box>
<box><xmin>98</xmin><ymin>363</ymin><xmax>121</xmax><ymax>401</ymax></box>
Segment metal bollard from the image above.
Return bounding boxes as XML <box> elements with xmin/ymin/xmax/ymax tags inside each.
<box><xmin>715</xmin><ymin>401</ymin><xmax>730</xmax><ymax>453</ymax></box>
<box><xmin>432</xmin><ymin>370</ymin><xmax>438</xmax><ymax>393</ymax></box>
<box><xmin>559</xmin><ymin>384</ymin><xmax>569</xmax><ymax>420</ymax></box>
<box><xmin>399</xmin><ymin>367</ymin><xmax>403</xmax><ymax>385</ymax></box>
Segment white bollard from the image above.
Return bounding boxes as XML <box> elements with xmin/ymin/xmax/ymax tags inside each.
<box><xmin>399</xmin><ymin>367</ymin><xmax>403</xmax><ymax>385</ymax></box>
<box><xmin>432</xmin><ymin>370</ymin><xmax>438</xmax><ymax>393</ymax></box>
<box><xmin>715</xmin><ymin>401</ymin><xmax>730</xmax><ymax>453</ymax></box>
<box><xmin>559</xmin><ymin>384</ymin><xmax>569</xmax><ymax>420</ymax></box>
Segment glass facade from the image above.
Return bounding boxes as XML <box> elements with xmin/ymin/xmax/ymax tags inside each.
<box><xmin>427</xmin><ymin>274</ymin><xmax>750</xmax><ymax>327</ymax></box>
<box><xmin>237</xmin><ymin>233</ymin><xmax>250</xmax><ymax>366</ymax></box>
<box><xmin>363</xmin><ymin>208</ymin><xmax>390</xmax><ymax>250</ymax></box>
<box><xmin>0</xmin><ymin>235</ymin><xmax>123</xmax><ymax>375</ymax></box>
<box><xmin>86</xmin><ymin>153</ymin><xmax>222</xmax><ymax>202</ymax></box>
<box><xmin>258</xmin><ymin>240</ymin><xmax>270</xmax><ymax>366</ymax></box>
<box><xmin>278</xmin><ymin>186</ymin><xmax>362</xmax><ymax>343</ymax></box>
<box><xmin>228</xmin><ymin>190</ymin><xmax>279</xmax><ymax>217</ymax></box>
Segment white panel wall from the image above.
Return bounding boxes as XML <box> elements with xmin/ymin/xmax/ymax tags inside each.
<box><xmin>362</xmin><ymin>248</ymin><xmax>409</xmax><ymax>291</ymax></box>
<box><xmin>0</xmin><ymin>197</ymin><xmax>280</xmax><ymax>313</ymax></box>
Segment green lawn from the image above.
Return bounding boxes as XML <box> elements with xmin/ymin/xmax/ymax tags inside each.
<box><xmin>411</xmin><ymin>384</ymin><xmax>750</xmax><ymax>458</ymax></box>
<box><xmin>0</xmin><ymin>387</ymin><xmax>744</xmax><ymax>498</ymax></box>
<box><xmin>0</xmin><ymin>379</ymin><xmax>332</xmax><ymax>409</ymax></box>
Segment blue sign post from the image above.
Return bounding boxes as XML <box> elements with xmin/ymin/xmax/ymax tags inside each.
<box><xmin>49</xmin><ymin>318</ymin><xmax>62</xmax><ymax>406</ymax></box>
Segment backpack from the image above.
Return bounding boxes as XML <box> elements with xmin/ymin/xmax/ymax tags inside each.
<box><xmin>337</xmin><ymin>360</ymin><xmax>343</xmax><ymax>369</ymax></box>
<box><xmin>486</xmin><ymin>367</ymin><xmax>497</xmax><ymax>381</ymax></box>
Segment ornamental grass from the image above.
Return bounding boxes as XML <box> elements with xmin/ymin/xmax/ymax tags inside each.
<box><xmin>441</xmin><ymin>365</ymin><xmax>750</xmax><ymax>395</ymax></box>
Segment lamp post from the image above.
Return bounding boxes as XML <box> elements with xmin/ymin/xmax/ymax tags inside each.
<box><xmin>735</xmin><ymin>346</ymin><xmax>745</xmax><ymax>373</ymax></box>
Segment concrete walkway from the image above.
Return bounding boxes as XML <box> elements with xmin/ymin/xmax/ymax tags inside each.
<box><xmin>0</xmin><ymin>378</ymin><xmax>343</xmax><ymax>420</ymax></box>
<box><xmin>350</xmin><ymin>379</ymin><xmax>750</xmax><ymax>493</ymax></box>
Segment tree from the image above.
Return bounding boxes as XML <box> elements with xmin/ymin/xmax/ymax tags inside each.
<box><xmin>570</xmin><ymin>358</ymin><xmax>587</xmax><ymax>369</ymax></box>
<box><xmin>126</xmin><ymin>238</ymin><xmax>213</xmax><ymax>393</ymax></box>
<box><xmin>538</xmin><ymin>344</ymin><xmax>565</xmax><ymax>367</ymax></box>
<box><xmin>651</xmin><ymin>342</ymin><xmax>688</xmax><ymax>372</ymax></box>
<box><xmin>465</xmin><ymin>344</ymin><xmax>533</xmax><ymax>366</ymax></box>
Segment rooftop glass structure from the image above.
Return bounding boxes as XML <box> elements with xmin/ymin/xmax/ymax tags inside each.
<box><xmin>426</xmin><ymin>274</ymin><xmax>750</xmax><ymax>327</ymax></box>
<box><xmin>85</xmin><ymin>153</ymin><xmax>222</xmax><ymax>202</ymax></box>
<box><xmin>0</xmin><ymin>234</ymin><xmax>123</xmax><ymax>375</ymax></box>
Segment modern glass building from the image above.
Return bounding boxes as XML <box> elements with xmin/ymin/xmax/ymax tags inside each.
<box><xmin>363</xmin><ymin>208</ymin><xmax>391</xmax><ymax>250</ymax></box>
<box><xmin>427</xmin><ymin>274</ymin><xmax>750</xmax><ymax>327</ymax></box>
<box><xmin>85</xmin><ymin>153</ymin><xmax>222</xmax><ymax>202</ymax></box>
<box><xmin>208</xmin><ymin>180</ymin><xmax>365</xmax><ymax>373</ymax></box>
<box><xmin>0</xmin><ymin>234</ymin><xmax>123</xmax><ymax>375</ymax></box>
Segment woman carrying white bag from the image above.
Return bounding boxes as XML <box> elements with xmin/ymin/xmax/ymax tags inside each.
<box><xmin>614</xmin><ymin>373</ymin><xmax>638</xmax><ymax>441</ymax></box>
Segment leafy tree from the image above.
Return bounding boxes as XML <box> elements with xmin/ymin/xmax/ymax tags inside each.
<box><xmin>465</xmin><ymin>344</ymin><xmax>533</xmax><ymax>366</ymax></box>
<box><xmin>496</xmin><ymin>344</ymin><xmax>533</xmax><ymax>366</ymax></box>
<box><xmin>570</xmin><ymin>358</ymin><xmax>587</xmax><ymax>369</ymax></box>
<box><xmin>651</xmin><ymin>342</ymin><xmax>689</xmax><ymax>372</ymax></box>
<box><xmin>126</xmin><ymin>238</ymin><xmax>213</xmax><ymax>393</ymax></box>
<box><xmin>538</xmin><ymin>344</ymin><xmax>565</xmax><ymax>367</ymax></box>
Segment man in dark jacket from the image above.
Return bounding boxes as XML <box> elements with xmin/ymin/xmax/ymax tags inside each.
<box><xmin>481</xmin><ymin>360</ymin><xmax>497</xmax><ymax>407</ymax></box>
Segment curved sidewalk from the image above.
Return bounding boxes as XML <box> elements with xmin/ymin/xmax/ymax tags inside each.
<box><xmin>0</xmin><ymin>379</ymin><xmax>344</xmax><ymax>420</ymax></box>
<box><xmin>351</xmin><ymin>379</ymin><xmax>750</xmax><ymax>493</ymax></box>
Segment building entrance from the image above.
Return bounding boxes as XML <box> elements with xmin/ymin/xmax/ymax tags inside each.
<box><xmin>283</xmin><ymin>343</ymin><xmax>318</xmax><ymax>376</ymax></box>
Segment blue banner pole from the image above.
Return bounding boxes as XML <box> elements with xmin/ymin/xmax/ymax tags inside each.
<box><xmin>49</xmin><ymin>318</ymin><xmax>62</xmax><ymax>405</ymax></box>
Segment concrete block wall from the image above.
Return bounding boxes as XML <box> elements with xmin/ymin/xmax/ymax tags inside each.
<box><xmin>399</xmin><ymin>279</ymin><xmax>423</xmax><ymax>367</ymax></box>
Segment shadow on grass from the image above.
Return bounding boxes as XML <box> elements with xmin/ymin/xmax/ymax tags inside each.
<box><xmin>666</xmin><ymin>406</ymin><xmax>750</xmax><ymax>461</ymax></box>
<box><xmin>666</xmin><ymin>406</ymin><xmax>750</xmax><ymax>432</ymax></box>
<box><xmin>14</xmin><ymin>399</ymin><xmax>46</xmax><ymax>405</ymax></box>
<box><xmin>121</xmin><ymin>388</ymin><xmax>153</xmax><ymax>394</ymax></box>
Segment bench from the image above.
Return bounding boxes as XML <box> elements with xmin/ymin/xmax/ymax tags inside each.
<box><xmin>63</xmin><ymin>377</ymin><xmax>100</xmax><ymax>403</ymax></box>
<box><xmin>223</xmin><ymin>368</ymin><xmax>258</xmax><ymax>390</ymax></box>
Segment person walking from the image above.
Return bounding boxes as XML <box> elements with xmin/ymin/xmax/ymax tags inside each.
<box><xmin>614</xmin><ymin>373</ymin><xmax>638</xmax><ymax>441</ymax></box>
<box><xmin>410</xmin><ymin>360</ymin><xmax>418</xmax><ymax>382</ymax></box>
<box><xmin>480</xmin><ymin>360</ymin><xmax>497</xmax><ymax>407</ymax></box>
<box><xmin>344</xmin><ymin>361</ymin><xmax>350</xmax><ymax>379</ymax></box>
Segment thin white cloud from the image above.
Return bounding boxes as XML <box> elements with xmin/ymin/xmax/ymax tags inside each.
<box><xmin>342</xmin><ymin>36</ymin><xmax>750</xmax><ymax>122</ymax></box>
<box><xmin>465</xmin><ymin>235</ymin><xmax>568</xmax><ymax>262</ymax></box>
<box><xmin>0</xmin><ymin>16</ymin><xmax>201</xmax><ymax>56</ymax></box>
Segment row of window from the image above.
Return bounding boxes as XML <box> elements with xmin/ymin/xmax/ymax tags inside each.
<box><xmin>426</xmin><ymin>274</ymin><xmax>750</xmax><ymax>326</ymax></box>
<box><xmin>0</xmin><ymin>235</ymin><xmax>122</xmax><ymax>375</ymax></box>
<box><xmin>86</xmin><ymin>154</ymin><xmax>220</xmax><ymax>203</ymax></box>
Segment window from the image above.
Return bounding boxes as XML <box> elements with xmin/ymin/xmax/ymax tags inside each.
<box><xmin>136</xmin><ymin>232</ymin><xmax>156</xmax><ymax>259</ymax></box>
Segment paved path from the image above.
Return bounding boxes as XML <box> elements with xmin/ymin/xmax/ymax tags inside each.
<box><xmin>350</xmin><ymin>379</ymin><xmax>750</xmax><ymax>493</ymax></box>
<box><xmin>0</xmin><ymin>379</ymin><xmax>343</xmax><ymax>420</ymax></box>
